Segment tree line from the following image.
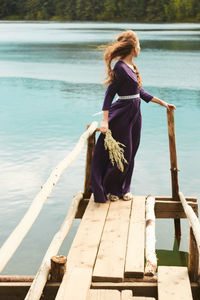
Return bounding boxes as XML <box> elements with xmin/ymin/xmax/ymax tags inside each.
<box><xmin>0</xmin><ymin>0</ymin><xmax>199</xmax><ymax>22</ymax></box>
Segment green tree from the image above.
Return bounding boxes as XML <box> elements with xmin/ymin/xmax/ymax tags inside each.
<box><xmin>146</xmin><ymin>0</ymin><xmax>168</xmax><ymax>21</ymax></box>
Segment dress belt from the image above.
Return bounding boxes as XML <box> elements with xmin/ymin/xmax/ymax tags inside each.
<box><xmin>92</xmin><ymin>93</ymin><xmax>140</xmax><ymax>117</ymax></box>
<box><xmin>118</xmin><ymin>94</ymin><xmax>140</xmax><ymax>99</ymax></box>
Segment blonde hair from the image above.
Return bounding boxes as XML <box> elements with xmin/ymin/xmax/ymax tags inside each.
<box><xmin>103</xmin><ymin>30</ymin><xmax>142</xmax><ymax>88</ymax></box>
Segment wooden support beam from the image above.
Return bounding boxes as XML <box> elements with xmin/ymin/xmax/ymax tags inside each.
<box><xmin>0</xmin><ymin>282</ymin><xmax>59</xmax><ymax>300</ymax></box>
<box><xmin>167</xmin><ymin>109</ymin><xmax>181</xmax><ymax>237</ymax></box>
<box><xmin>155</xmin><ymin>196</ymin><xmax>197</xmax><ymax>202</ymax></box>
<box><xmin>83</xmin><ymin>126</ymin><xmax>96</xmax><ymax>199</ymax></box>
<box><xmin>0</xmin><ymin>276</ymin><xmax>34</xmax><ymax>282</ymax></box>
<box><xmin>1</xmin><ymin>281</ymin><xmax>200</xmax><ymax>300</ymax></box>
<box><xmin>155</xmin><ymin>200</ymin><xmax>198</xmax><ymax>218</ymax></box>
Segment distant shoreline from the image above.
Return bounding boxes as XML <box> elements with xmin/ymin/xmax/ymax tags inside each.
<box><xmin>1</xmin><ymin>18</ymin><xmax>200</xmax><ymax>23</ymax></box>
<box><xmin>0</xmin><ymin>19</ymin><xmax>200</xmax><ymax>25</ymax></box>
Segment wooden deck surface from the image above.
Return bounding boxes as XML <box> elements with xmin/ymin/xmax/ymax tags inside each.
<box><xmin>1</xmin><ymin>195</ymin><xmax>196</xmax><ymax>300</ymax></box>
<box><xmin>58</xmin><ymin>196</ymin><xmax>194</xmax><ymax>299</ymax></box>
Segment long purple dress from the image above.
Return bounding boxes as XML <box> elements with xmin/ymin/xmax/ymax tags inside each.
<box><xmin>90</xmin><ymin>60</ymin><xmax>153</xmax><ymax>203</ymax></box>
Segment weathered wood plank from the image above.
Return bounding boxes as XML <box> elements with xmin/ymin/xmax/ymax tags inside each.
<box><xmin>158</xmin><ymin>266</ymin><xmax>193</xmax><ymax>300</ymax></box>
<box><xmin>121</xmin><ymin>289</ymin><xmax>133</xmax><ymax>299</ymax></box>
<box><xmin>125</xmin><ymin>196</ymin><xmax>145</xmax><ymax>278</ymax></box>
<box><xmin>55</xmin><ymin>197</ymin><xmax>110</xmax><ymax>299</ymax></box>
<box><xmin>67</xmin><ymin>197</ymin><xmax>110</xmax><ymax>272</ymax></box>
<box><xmin>156</xmin><ymin>210</ymin><xmax>198</xmax><ymax>219</ymax></box>
<box><xmin>133</xmin><ymin>297</ymin><xmax>155</xmax><ymax>300</ymax></box>
<box><xmin>56</xmin><ymin>268</ymin><xmax>92</xmax><ymax>300</ymax></box>
<box><xmin>156</xmin><ymin>199</ymin><xmax>198</xmax><ymax>218</ymax></box>
<box><xmin>93</xmin><ymin>200</ymin><xmax>132</xmax><ymax>282</ymax></box>
<box><xmin>155</xmin><ymin>196</ymin><xmax>197</xmax><ymax>202</ymax></box>
<box><xmin>87</xmin><ymin>289</ymin><xmax>120</xmax><ymax>300</ymax></box>
<box><xmin>155</xmin><ymin>200</ymin><xmax>198</xmax><ymax>212</ymax></box>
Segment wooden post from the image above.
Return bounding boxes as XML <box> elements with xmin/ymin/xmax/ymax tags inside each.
<box><xmin>83</xmin><ymin>125</ymin><xmax>96</xmax><ymax>198</ymax></box>
<box><xmin>189</xmin><ymin>228</ymin><xmax>199</xmax><ymax>282</ymax></box>
<box><xmin>167</xmin><ymin>109</ymin><xmax>181</xmax><ymax>238</ymax></box>
<box><xmin>50</xmin><ymin>255</ymin><xmax>67</xmax><ymax>282</ymax></box>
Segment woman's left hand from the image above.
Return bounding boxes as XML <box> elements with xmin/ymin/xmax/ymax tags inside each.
<box><xmin>164</xmin><ymin>102</ymin><xmax>176</xmax><ymax>111</ymax></box>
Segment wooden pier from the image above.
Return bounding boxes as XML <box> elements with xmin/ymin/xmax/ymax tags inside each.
<box><xmin>0</xmin><ymin>110</ymin><xmax>200</xmax><ymax>299</ymax></box>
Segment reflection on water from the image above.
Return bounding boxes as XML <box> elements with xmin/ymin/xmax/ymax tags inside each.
<box><xmin>156</xmin><ymin>237</ymin><xmax>188</xmax><ymax>269</ymax></box>
<box><xmin>0</xmin><ymin>21</ymin><xmax>199</xmax><ymax>275</ymax></box>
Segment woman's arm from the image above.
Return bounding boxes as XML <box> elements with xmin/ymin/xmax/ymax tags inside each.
<box><xmin>100</xmin><ymin>111</ymin><xmax>109</xmax><ymax>134</ymax></box>
<box><xmin>100</xmin><ymin>64</ymin><xmax>125</xmax><ymax>134</ymax></box>
<box><xmin>150</xmin><ymin>97</ymin><xmax>176</xmax><ymax>111</ymax></box>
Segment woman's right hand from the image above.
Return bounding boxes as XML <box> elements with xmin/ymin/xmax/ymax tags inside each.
<box><xmin>100</xmin><ymin>120</ymin><xmax>108</xmax><ymax>134</ymax></box>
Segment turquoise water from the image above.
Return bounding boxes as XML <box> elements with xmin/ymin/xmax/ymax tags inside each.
<box><xmin>0</xmin><ymin>21</ymin><xmax>199</xmax><ymax>275</ymax></box>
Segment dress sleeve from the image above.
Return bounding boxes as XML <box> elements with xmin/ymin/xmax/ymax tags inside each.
<box><xmin>102</xmin><ymin>65</ymin><xmax>125</xmax><ymax>111</ymax></box>
<box><xmin>140</xmin><ymin>88</ymin><xmax>154</xmax><ymax>103</ymax></box>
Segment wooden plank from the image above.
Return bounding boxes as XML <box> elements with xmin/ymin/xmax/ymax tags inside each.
<box><xmin>155</xmin><ymin>196</ymin><xmax>197</xmax><ymax>202</ymax></box>
<box><xmin>57</xmin><ymin>268</ymin><xmax>92</xmax><ymax>300</ymax></box>
<box><xmin>156</xmin><ymin>200</ymin><xmax>198</xmax><ymax>218</ymax></box>
<box><xmin>132</xmin><ymin>297</ymin><xmax>156</xmax><ymax>300</ymax></box>
<box><xmin>67</xmin><ymin>197</ymin><xmax>110</xmax><ymax>272</ymax></box>
<box><xmin>155</xmin><ymin>200</ymin><xmax>198</xmax><ymax>212</ymax></box>
<box><xmin>158</xmin><ymin>266</ymin><xmax>193</xmax><ymax>300</ymax></box>
<box><xmin>125</xmin><ymin>196</ymin><xmax>145</xmax><ymax>278</ymax></box>
<box><xmin>87</xmin><ymin>289</ymin><xmax>120</xmax><ymax>300</ymax></box>
<box><xmin>121</xmin><ymin>290</ymin><xmax>133</xmax><ymax>299</ymax></box>
<box><xmin>156</xmin><ymin>210</ymin><xmax>198</xmax><ymax>219</ymax></box>
<box><xmin>55</xmin><ymin>197</ymin><xmax>110</xmax><ymax>299</ymax></box>
<box><xmin>93</xmin><ymin>200</ymin><xmax>132</xmax><ymax>282</ymax></box>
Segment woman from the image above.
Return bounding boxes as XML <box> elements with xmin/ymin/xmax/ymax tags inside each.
<box><xmin>90</xmin><ymin>30</ymin><xmax>176</xmax><ymax>203</ymax></box>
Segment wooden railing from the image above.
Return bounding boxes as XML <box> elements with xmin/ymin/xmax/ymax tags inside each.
<box><xmin>0</xmin><ymin>121</ymin><xmax>98</xmax><ymax>277</ymax></box>
<box><xmin>179</xmin><ymin>191</ymin><xmax>200</xmax><ymax>281</ymax></box>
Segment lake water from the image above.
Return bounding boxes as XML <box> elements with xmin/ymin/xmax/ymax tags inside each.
<box><xmin>0</xmin><ymin>21</ymin><xmax>200</xmax><ymax>275</ymax></box>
